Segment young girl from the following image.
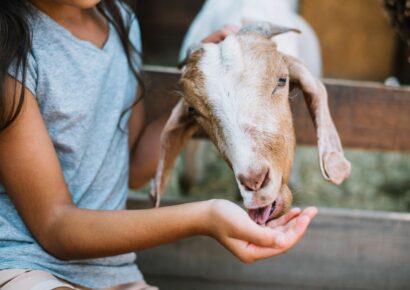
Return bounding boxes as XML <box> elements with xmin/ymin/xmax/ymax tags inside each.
<box><xmin>0</xmin><ymin>1</ymin><xmax>317</xmax><ymax>289</ymax></box>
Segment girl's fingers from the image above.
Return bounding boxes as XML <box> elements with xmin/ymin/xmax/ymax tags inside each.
<box><xmin>225</xmin><ymin>237</ymin><xmax>283</xmax><ymax>263</ymax></box>
<box><xmin>201</xmin><ymin>24</ymin><xmax>240</xmax><ymax>44</ymax></box>
<box><xmin>220</xmin><ymin>24</ymin><xmax>240</xmax><ymax>35</ymax></box>
<box><xmin>301</xmin><ymin>207</ymin><xmax>318</xmax><ymax>219</ymax></box>
<box><xmin>242</xmin><ymin>242</ymin><xmax>284</xmax><ymax>261</ymax></box>
<box><xmin>280</xmin><ymin>207</ymin><xmax>318</xmax><ymax>247</ymax></box>
<box><xmin>227</xmin><ymin>220</ymin><xmax>307</xmax><ymax>262</ymax></box>
<box><xmin>284</xmin><ymin>207</ymin><xmax>318</xmax><ymax>231</ymax></box>
<box><xmin>266</xmin><ymin>207</ymin><xmax>301</xmax><ymax>228</ymax></box>
<box><xmin>226</xmin><ymin>208</ymin><xmax>317</xmax><ymax>262</ymax></box>
<box><xmin>254</xmin><ymin>207</ymin><xmax>317</xmax><ymax>253</ymax></box>
<box><xmin>232</xmin><ymin>218</ymin><xmax>283</xmax><ymax>247</ymax></box>
<box><xmin>225</xmin><ymin>206</ymin><xmax>317</xmax><ymax>254</ymax></box>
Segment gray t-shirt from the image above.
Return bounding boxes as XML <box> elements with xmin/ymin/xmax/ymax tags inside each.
<box><xmin>0</xmin><ymin>4</ymin><xmax>143</xmax><ymax>289</ymax></box>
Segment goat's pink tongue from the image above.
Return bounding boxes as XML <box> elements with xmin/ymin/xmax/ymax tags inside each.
<box><xmin>248</xmin><ymin>204</ymin><xmax>272</xmax><ymax>225</ymax></box>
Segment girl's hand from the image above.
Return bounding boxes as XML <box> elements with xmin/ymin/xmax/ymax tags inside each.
<box><xmin>201</xmin><ymin>24</ymin><xmax>240</xmax><ymax>44</ymax></box>
<box><xmin>206</xmin><ymin>200</ymin><xmax>317</xmax><ymax>263</ymax></box>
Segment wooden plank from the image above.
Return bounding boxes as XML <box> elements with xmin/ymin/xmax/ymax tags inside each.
<box><xmin>142</xmin><ymin>66</ymin><xmax>181</xmax><ymax>124</ymax></box>
<box><xmin>143</xmin><ymin>277</ymin><xmax>325</xmax><ymax>290</ymax></box>
<box><xmin>136</xmin><ymin>0</ymin><xmax>205</xmax><ymax>66</ymax></box>
<box><xmin>142</xmin><ymin>66</ymin><xmax>410</xmax><ymax>152</ymax></box>
<box><xmin>292</xmin><ymin>79</ymin><xmax>410</xmax><ymax>151</ymax></box>
<box><xmin>128</xmin><ymin>197</ymin><xmax>410</xmax><ymax>290</ymax></box>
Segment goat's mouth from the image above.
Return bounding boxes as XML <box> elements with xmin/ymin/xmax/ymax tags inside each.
<box><xmin>247</xmin><ymin>195</ymin><xmax>284</xmax><ymax>225</ymax></box>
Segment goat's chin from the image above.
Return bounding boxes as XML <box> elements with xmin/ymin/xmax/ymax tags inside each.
<box><xmin>280</xmin><ymin>184</ymin><xmax>293</xmax><ymax>215</ymax></box>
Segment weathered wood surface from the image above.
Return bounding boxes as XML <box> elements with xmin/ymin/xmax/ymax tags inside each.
<box><xmin>135</xmin><ymin>0</ymin><xmax>204</xmax><ymax>66</ymax></box>
<box><xmin>143</xmin><ymin>65</ymin><xmax>410</xmax><ymax>152</ymax></box>
<box><xmin>128</xmin><ymin>197</ymin><xmax>410</xmax><ymax>290</ymax></box>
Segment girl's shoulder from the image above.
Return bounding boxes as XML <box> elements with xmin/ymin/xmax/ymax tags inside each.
<box><xmin>116</xmin><ymin>1</ymin><xmax>142</xmax><ymax>53</ymax></box>
<box><xmin>114</xmin><ymin>1</ymin><xmax>139</xmax><ymax>29</ymax></box>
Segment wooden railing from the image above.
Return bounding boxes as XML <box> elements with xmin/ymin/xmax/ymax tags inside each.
<box><xmin>130</xmin><ymin>66</ymin><xmax>410</xmax><ymax>290</ymax></box>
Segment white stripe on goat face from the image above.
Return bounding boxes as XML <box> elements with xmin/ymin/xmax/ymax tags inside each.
<box><xmin>200</xmin><ymin>36</ymin><xmax>280</xmax><ymax>204</ymax></box>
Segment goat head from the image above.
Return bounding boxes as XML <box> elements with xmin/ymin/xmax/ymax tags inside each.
<box><xmin>151</xmin><ymin>21</ymin><xmax>351</xmax><ymax>225</ymax></box>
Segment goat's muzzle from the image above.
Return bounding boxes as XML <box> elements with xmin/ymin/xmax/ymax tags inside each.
<box><xmin>247</xmin><ymin>184</ymin><xmax>293</xmax><ymax>225</ymax></box>
<box><xmin>247</xmin><ymin>193</ymin><xmax>287</xmax><ymax>225</ymax></box>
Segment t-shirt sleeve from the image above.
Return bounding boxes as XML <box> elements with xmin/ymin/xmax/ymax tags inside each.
<box><xmin>7</xmin><ymin>52</ymin><xmax>38</xmax><ymax>97</ymax></box>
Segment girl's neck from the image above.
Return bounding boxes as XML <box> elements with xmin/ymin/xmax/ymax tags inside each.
<box><xmin>31</xmin><ymin>1</ymin><xmax>98</xmax><ymax>26</ymax></box>
<box><xmin>30</xmin><ymin>0</ymin><xmax>109</xmax><ymax>49</ymax></box>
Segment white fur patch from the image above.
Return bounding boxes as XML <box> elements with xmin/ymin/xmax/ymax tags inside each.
<box><xmin>199</xmin><ymin>36</ymin><xmax>282</xmax><ymax>205</ymax></box>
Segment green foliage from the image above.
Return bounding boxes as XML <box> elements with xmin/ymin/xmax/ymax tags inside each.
<box><xmin>292</xmin><ymin>147</ymin><xmax>410</xmax><ymax>212</ymax></box>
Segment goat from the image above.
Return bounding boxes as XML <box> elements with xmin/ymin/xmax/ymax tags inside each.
<box><xmin>178</xmin><ymin>0</ymin><xmax>322</xmax><ymax>194</ymax></box>
<box><xmin>151</xmin><ymin>22</ymin><xmax>351</xmax><ymax>225</ymax></box>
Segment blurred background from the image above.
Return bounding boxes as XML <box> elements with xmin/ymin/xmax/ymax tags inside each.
<box><xmin>130</xmin><ymin>0</ymin><xmax>410</xmax><ymax>213</ymax></box>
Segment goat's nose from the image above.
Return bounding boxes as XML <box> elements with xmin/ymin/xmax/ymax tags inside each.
<box><xmin>238</xmin><ymin>167</ymin><xmax>270</xmax><ymax>191</ymax></box>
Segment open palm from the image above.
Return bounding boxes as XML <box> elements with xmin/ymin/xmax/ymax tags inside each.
<box><xmin>209</xmin><ymin>200</ymin><xmax>317</xmax><ymax>263</ymax></box>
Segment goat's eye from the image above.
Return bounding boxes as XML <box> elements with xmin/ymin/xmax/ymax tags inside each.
<box><xmin>272</xmin><ymin>77</ymin><xmax>288</xmax><ymax>95</ymax></box>
<box><xmin>278</xmin><ymin>77</ymin><xmax>287</xmax><ymax>87</ymax></box>
<box><xmin>188</xmin><ymin>106</ymin><xmax>197</xmax><ymax>115</ymax></box>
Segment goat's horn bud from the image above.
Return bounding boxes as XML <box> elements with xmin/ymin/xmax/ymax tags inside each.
<box><xmin>178</xmin><ymin>43</ymin><xmax>203</xmax><ymax>69</ymax></box>
<box><xmin>238</xmin><ymin>21</ymin><xmax>301</xmax><ymax>38</ymax></box>
<box><xmin>187</xmin><ymin>43</ymin><xmax>203</xmax><ymax>56</ymax></box>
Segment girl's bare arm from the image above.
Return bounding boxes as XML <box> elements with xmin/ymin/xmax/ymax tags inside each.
<box><xmin>0</xmin><ymin>77</ymin><xmax>209</xmax><ymax>260</ymax></box>
<box><xmin>127</xmin><ymin>97</ymin><xmax>170</xmax><ymax>189</ymax></box>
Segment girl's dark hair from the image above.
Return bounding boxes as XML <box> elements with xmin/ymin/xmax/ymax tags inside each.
<box><xmin>384</xmin><ymin>0</ymin><xmax>410</xmax><ymax>48</ymax></box>
<box><xmin>0</xmin><ymin>0</ymin><xmax>143</xmax><ymax>131</ymax></box>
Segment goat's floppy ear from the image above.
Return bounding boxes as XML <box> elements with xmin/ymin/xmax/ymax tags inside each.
<box><xmin>284</xmin><ymin>55</ymin><xmax>351</xmax><ymax>185</ymax></box>
<box><xmin>238</xmin><ymin>21</ymin><xmax>300</xmax><ymax>38</ymax></box>
<box><xmin>150</xmin><ymin>99</ymin><xmax>199</xmax><ymax>207</ymax></box>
